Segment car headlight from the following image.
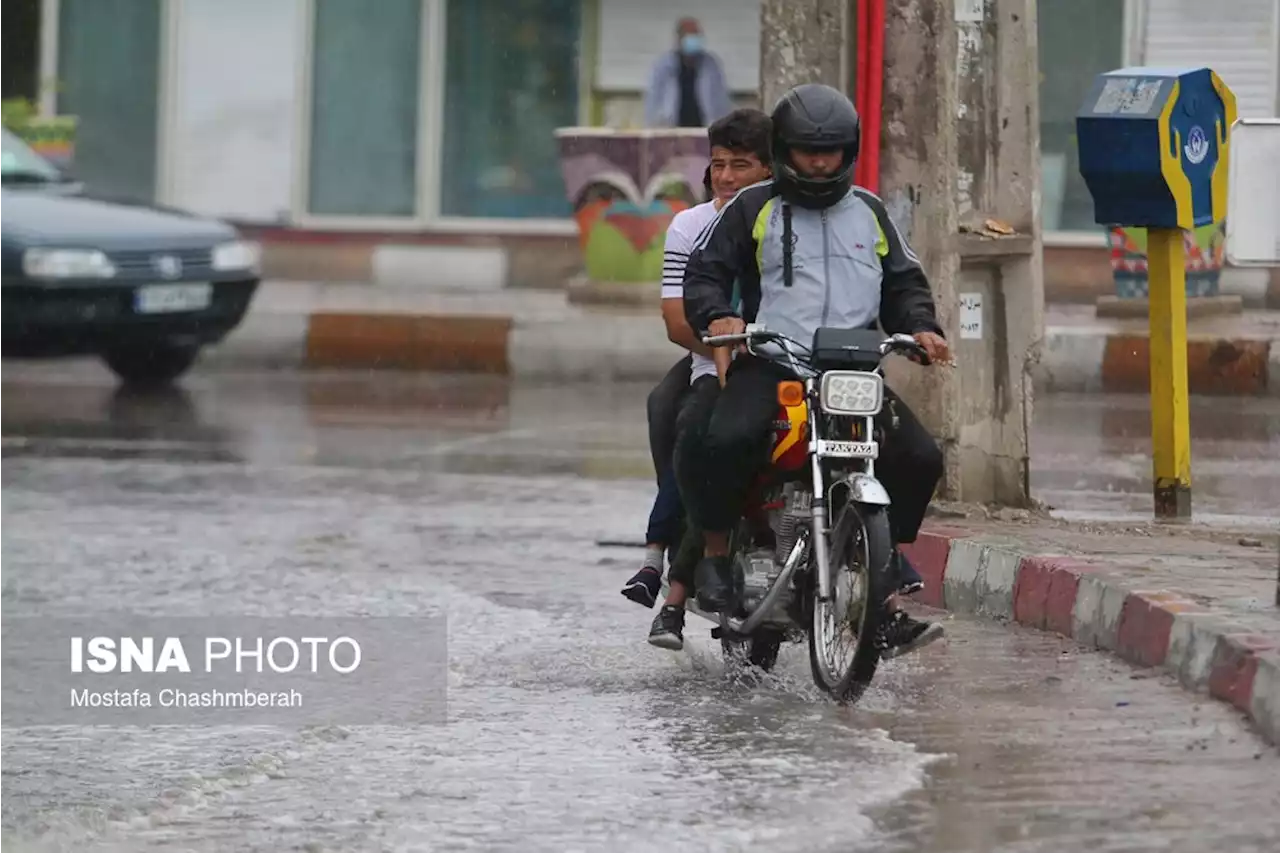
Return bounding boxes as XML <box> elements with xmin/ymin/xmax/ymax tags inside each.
<box><xmin>211</xmin><ymin>240</ymin><xmax>261</xmax><ymax>273</ymax></box>
<box><xmin>22</xmin><ymin>248</ymin><xmax>116</xmax><ymax>280</ymax></box>
<box><xmin>819</xmin><ymin>371</ymin><xmax>883</xmax><ymax>415</ymax></box>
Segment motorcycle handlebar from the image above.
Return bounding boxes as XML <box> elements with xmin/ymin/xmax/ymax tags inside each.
<box><xmin>701</xmin><ymin>328</ymin><xmax>938</xmax><ymax>368</ymax></box>
<box><xmin>702</xmin><ymin>326</ymin><xmax>782</xmax><ymax>348</ymax></box>
<box><xmin>702</xmin><ymin>332</ymin><xmax>751</xmax><ymax>346</ymax></box>
<box><xmin>880</xmin><ymin>334</ymin><xmax>933</xmax><ymax>366</ymax></box>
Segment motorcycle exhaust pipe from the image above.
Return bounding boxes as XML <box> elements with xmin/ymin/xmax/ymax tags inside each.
<box><xmin>726</xmin><ymin>530</ymin><xmax>809</xmax><ymax>637</ymax></box>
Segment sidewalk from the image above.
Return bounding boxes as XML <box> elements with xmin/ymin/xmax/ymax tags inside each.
<box><xmin>200</xmin><ymin>280</ymin><xmax>1280</xmax><ymax>395</ymax></box>
<box><xmin>1039</xmin><ymin>304</ymin><xmax>1280</xmax><ymax>396</ymax></box>
<box><xmin>903</xmin><ymin>506</ymin><xmax>1280</xmax><ymax>747</ymax></box>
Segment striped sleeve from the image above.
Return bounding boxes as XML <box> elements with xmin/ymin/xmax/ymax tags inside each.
<box><xmin>660</xmin><ymin>209</ymin><xmax>699</xmax><ymax>299</ymax></box>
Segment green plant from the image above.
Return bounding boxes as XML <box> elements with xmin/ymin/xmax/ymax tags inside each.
<box><xmin>2</xmin><ymin>96</ymin><xmax>39</xmax><ymax>132</ymax></box>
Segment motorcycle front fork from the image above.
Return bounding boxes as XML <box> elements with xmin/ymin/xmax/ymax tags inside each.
<box><xmin>806</xmin><ymin>393</ymin><xmax>879</xmax><ymax>605</ymax></box>
<box><xmin>807</xmin><ymin>383</ymin><xmax>833</xmax><ymax>603</ymax></box>
<box><xmin>810</xmin><ymin>451</ymin><xmax>833</xmax><ymax>603</ymax></box>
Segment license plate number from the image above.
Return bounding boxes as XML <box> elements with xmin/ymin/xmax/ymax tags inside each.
<box><xmin>817</xmin><ymin>439</ymin><xmax>878</xmax><ymax>459</ymax></box>
<box><xmin>134</xmin><ymin>283</ymin><xmax>212</xmax><ymax>314</ymax></box>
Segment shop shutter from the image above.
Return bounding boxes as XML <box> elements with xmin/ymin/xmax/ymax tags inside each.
<box><xmin>1140</xmin><ymin>0</ymin><xmax>1278</xmax><ymax>118</ymax></box>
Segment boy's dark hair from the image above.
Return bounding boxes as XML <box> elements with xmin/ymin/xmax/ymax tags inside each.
<box><xmin>707</xmin><ymin>108</ymin><xmax>772</xmax><ymax>167</ymax></box>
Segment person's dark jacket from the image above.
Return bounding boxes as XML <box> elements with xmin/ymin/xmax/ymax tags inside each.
<box><xmin>683</xmin><ymin>180</ymin><xmax>943</xmax><ymax>345</ymax></box>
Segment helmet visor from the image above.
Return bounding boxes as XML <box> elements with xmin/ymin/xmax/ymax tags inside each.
<box><xmin>785</xmin><ymin>145</ymin><xmax>850</xmax><ymax>179</ymax></box>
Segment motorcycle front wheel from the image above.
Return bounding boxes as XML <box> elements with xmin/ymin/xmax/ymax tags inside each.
<box><xmin>807</xmin><ymin>503</ymin><xmax>893</xmax><ymax>703</ymax></box>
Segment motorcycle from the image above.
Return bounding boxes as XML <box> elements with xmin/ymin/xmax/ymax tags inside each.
<box><xmin>664</xmin><ymin>323</ymin><xmax>933</xmax><ymax>702</ymax></box>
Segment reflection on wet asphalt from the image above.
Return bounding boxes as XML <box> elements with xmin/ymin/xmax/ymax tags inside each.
<box><xmin>2</xmin><ymin>364</ymin><xmax>1279</xmax><ymax>852</ymax></box>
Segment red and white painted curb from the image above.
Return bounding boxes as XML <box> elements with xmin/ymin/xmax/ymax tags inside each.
<box><xmin>903</xmin><ymin>526</ymin><xmax>1280</xmax><ymax>747</ymax></box>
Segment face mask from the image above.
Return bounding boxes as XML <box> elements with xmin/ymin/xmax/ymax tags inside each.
<box><xmin>680</xmin><ymin>34</ymin><xmax>704</xmax><ymax>55</ymax></box>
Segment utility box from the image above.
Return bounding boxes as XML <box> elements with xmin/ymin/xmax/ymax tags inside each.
<box><xmin>1076</xmin><ymin>66</ymin><xmax>1237</xmax><ymax>230</ymax></box>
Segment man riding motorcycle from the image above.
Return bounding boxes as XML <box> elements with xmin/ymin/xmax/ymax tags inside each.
<box><xmin>678</xmin><ymin>83</ymin><xmax>947</xmax><ymax>658</ymax></box>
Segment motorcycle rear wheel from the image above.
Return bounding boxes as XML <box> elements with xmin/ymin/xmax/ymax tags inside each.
<box><xmin>807</xmin><ymin>503</ymin><xmax>892</xmax><ymax>703</ymax></box>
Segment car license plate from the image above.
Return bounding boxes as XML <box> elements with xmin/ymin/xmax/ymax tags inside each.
<box><xmin>134</xmin><ymin>283</ymin><xmax>212</xmax><ymax>314</ymax></box>
<box><xmin>817</xmin><ymin>439</ymin><xmax>878</xmax><ymax>459</ymax></box>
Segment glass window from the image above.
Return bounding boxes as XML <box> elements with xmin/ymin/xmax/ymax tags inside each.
<box><xmin>1038</xmin><ymin>0</ymin><xmax>1125</xmax><ymax>232</ymax></box>
<box><xmin>307</xmin><ymin>0</ymin><xmax>422</xmax><ymax>217</ymax></box>
<box><xmin>3</xmin><ymin>0</ymin><xmax>41</xmax><ymax>100</ymax></box>
<box><xmin>56</xmin><ymin>0</ymin><xmax>161</xmax><ymax>203</ymax></box>
<box><xmin>440</xmin><ymin>0</ymin><xmax>580</xmax><ymax>218</ymax></box>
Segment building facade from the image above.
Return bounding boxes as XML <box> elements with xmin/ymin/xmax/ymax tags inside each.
<box><xmin>33</xmin><ymin>0</ymin><xmax>1280</xmax><ymax>283</ymax></box>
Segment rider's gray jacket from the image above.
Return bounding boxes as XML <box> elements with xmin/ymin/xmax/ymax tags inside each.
<box><xmin>682</xmin><ymin>180</ymin><xmax>943</xmax><ymax>346</ymax></box>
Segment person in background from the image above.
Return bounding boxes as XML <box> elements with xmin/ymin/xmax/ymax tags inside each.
<box><xmin>643</xmin><ymin>17</ymin><xmax>734</xmax><ymax>129</ymax></box>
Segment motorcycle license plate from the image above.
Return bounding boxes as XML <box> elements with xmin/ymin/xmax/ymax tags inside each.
<box><xmin>816</xmin><ymin>439</ymin><xmax>878</xmax><ymax>459</ymax></box>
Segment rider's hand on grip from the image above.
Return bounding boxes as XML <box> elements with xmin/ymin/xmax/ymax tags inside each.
<box><xmin>912</xmin><ymin>331</ymin><xmax>952</xmax><ymax>367</ymax></box>
<box><xmin>707</xmin><ymin>316</ymin><xmax>746</xmax><ymax>340</ymax></box>
<box><xmin>706</xmin><ymin>316</ymin><xmax>748</xmax><ymax>358</ymax></box>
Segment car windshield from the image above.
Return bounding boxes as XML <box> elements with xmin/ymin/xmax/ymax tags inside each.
<box><xmin>1</xmin><ymin>128</ymin><xmax>64</xmax><ymax>185</ymax></box>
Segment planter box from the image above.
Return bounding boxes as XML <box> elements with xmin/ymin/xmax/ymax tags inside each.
<box><xmin>554</xmin><ymin>128</ymin><xmax>710</xmax><ymax>285</ymax></box>
<box><xmin>1108</xmin><ymin>222</ymin><xmax>1226</xmax><ymax>299</ymax></box>
<box><xmin>11</xmin><ymin>116</ymin><xmax>78</xmax><ymax>170</ymax></box>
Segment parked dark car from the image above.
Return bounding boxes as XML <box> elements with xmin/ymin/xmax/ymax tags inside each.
<box><xmin>1</xmin><ymin>128</ymin><xmax>260</xmax><ymax>385</ymax></box>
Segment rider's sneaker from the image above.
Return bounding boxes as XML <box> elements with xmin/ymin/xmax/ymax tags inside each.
<box><xmin>648</xmin><ymin>605</ymin><xmax>685</xmax><ymax>651</ymax></box>
<box><xmin>877</xmin><ymin>610</ymin><xmax>944</xmax><ymax>660</ymax></box>
<box><xmin>621</xmin><ymin>567</ymin><xmax>663</xmax><ymax>609</ymax></box>
<box><xmin>693</xmin><ymin>556</ymin><xmax>734</xmax><ymax>613</ymax></box>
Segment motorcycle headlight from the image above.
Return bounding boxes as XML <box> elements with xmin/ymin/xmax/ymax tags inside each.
<box><xmin>819</xmin><ymin>371</ymin><xmax>883</xmax><ymax>415</ymax></box>
<box><xmin>23</xmin><ymin>248</ymin><xmax>116</xmax><ymax>280</ymax></box>
<box><xmin>211</xmin><ymin>240</ymin><xmax>261</xmax><ymax>273</ymax></box>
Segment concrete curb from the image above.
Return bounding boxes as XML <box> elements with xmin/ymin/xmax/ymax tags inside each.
<box><xmin>1035</xmin><ymin>329</ymin><xmax>1277</xmax><ymax>396</ymax></box>
<box><xmin>202</xmin><ymin>306</ymin><xmax>1277</xmax><ymax>396</ymax></box>
<box><xmin>901</xmin><ymin>527</ymin><xmax>1280</xmax><ymax>748</ymax></box>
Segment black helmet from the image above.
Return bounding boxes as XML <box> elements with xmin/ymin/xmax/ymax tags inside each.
<box><xmin>770</xmin><ymin>83</ymin><xmax>860</xmax><ymax>209</ymax></box>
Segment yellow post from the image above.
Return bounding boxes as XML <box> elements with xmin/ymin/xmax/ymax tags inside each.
<box><xmin>1145</xmin><ymin>227</ymin><xmax>1192</xmax><ymax>519</ymax></box>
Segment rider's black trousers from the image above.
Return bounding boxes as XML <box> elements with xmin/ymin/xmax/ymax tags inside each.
<box><xmin>668</xmin><ymin>373</ymin><xmax>724</xmax><ymax>587</ymax></box>
<box><xmin>679</xmin><ymin>354</ymin><xmax>943</xmax><ymax>545</ymax></box>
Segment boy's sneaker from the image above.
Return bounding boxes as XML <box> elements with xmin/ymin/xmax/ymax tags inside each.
<box><xmin>621</xmin><ymin>567</ymin><xmax>663</xmax><ymax>609</ymax></box>
<box><xmin>648</xmin><ymin>605</ymin><xmax>685</xmax><ymax>651</ymax></box>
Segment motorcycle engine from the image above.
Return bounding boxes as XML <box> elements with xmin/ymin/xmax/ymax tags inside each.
<box><xmin>773</xmin><ymin>482</ymin><xmax>811</xmax><ymax>567</ymax></box>
<box><xmin>736</xmin><ymin>483</ymin><xmax>811</xmax><ymax>617</ymax></box>
<box><xmin>736</xmin><ymin>548</ymin><xmax>777</xmax><ymax>614</ymax></box>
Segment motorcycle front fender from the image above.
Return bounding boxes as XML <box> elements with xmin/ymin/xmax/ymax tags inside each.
<box><xmin>842</xmin><ymin>472</ymin><xmax>891</xmax><ymax>506</ymax></box>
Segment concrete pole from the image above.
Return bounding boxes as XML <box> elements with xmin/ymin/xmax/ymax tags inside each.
<box><xmin>759</xmin><ymin>0</ymin><xmax>847</xmax><ymax>111</ymax></box>
<box><xmin>874</xmin><ymin>0</ymin><xmax>1044</xmax><ymax>506</ymax></box>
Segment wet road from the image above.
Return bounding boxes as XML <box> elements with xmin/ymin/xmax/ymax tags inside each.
<box><xmin>1029</xmin><ymin>393</ymin><xmax>1279</xmax><ymax>528</ymax></box>
<box><xmin>3</xmin><ymin>360</ymin><xmax>1277</xmax><ymax>527</ymax></box>
<box><xmin>3</xmin><ymin>362</ymin><xmax>1279</xmax><ymax>853</ymax></box>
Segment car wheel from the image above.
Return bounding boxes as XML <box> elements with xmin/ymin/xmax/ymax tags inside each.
<box><xmin>101</xmin><ymin>342</ymin><xmax>200</xmax><ymax>387</ymax></box>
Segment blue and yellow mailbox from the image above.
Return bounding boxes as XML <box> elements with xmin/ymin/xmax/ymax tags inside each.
<box><xmin>1075</xmin><ymin>67</ymin><xmax>1237</xmax><ymax>520</ymax></box>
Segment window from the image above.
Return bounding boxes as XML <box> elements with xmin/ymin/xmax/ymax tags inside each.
<box><xmin>307</xmin><ymin>0</ymin><xmax>423</xmax><ymax>217</ymax></box>
<box><xmin>56</xmin><ymin>0</ymin><xmax>161</xmax><ymax>203</ymax></box>
<box><xmin>439</xmin><ymin>0</ymin><xmax>580</xmax><ymax>218</ymax></box>
<box><xmin>1038</xmin><ymin>0</ymin><xmax>1126</xmax><ymax>232</ymax></box>
<box><xmin>2</xmin><ymin>0</ymin><xmax>41</xmax><ymax>100</ymax></box>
